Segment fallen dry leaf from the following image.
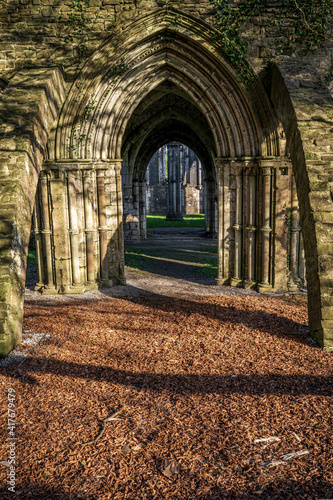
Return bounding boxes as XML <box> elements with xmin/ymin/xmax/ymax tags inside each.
<box><xmin>162</xmin><ymin>460</ymin><xmax>180</xmax><ymax>478</ymax></box>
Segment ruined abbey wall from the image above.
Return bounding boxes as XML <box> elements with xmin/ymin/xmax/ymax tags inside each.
<box><xmin>0</xmin><ymin>0</ymin><xmax>333</xmax><ymax>355</ymax></box>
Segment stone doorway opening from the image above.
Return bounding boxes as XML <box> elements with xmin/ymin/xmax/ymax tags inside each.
<box><xmin>123</xmin><ymin>136</ymin><xmax>219</xmax><ymax>283</ymax></box>
<box><xmin>3</xmin><ymin>9</ymin><xmax>333</xmax><ymax>356</ymax></box>
<box><xmin>146</xmin><ymin>143</ymin><xmax>205</xmax><ymax>225</ymax></box>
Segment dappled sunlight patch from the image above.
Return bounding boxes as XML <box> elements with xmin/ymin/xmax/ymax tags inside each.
<box><xmin>0</xmin><ymin>292</ymin><xmax>332</xmax><ymax>498</ymax></box>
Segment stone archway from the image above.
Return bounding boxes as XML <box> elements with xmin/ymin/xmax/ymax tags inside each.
<box><xmin>120</xmin><ymin>81</ymin><xmax>218</xmax><ymax>241</ymax></box>
<box><xmin>43</xmin><ymin>9</ymin><xmax>281</xmax><ymax>297</ymax></box>
<box><xmin>1</xmin><ymin>8</ymin><xmax>332</xmax><ymax>356</ymax></box>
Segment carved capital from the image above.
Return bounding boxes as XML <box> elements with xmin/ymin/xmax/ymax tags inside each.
<box><xmin>215</xmin><ymin>158</ymin><xmax>230</xmax><ymax>171</ymax></box>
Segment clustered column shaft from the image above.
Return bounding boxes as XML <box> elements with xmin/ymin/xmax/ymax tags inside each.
<box><xmin>167</xmin><ymin>142</ymin><xmax>183</xmax><ymax>220</ymax></box>
<box><xmin>260</xmin><ymin>166</ymin><xmax>272</xmax><ymax>289</ymax></box>
<box><xmin>40</xmin><ymin>172</ymin><xmax>56</xmax><ymax>292</ymax></box>
<box><xmin>67</xmin><ymin>170</ymin><xmax>83</xmax><ymax>288</ymax></box>
<box><xmin>33</xmin><ymin>197</ymin><xmax>44</xmax><ymax>291</ymax></box>
<box><xmin>114</xmin><ymin>162</ymin><xmax>126</xmax><ymax>284</ymax></box>
<box><xmin>231</xmin><ymin>166</ymin><xmax>243</xmax><ymax>285</ymax></box>
<box><xmin>139</xmin><ymin>181</ymin><xmax>146</xmax><ymax>239</ymax></box>
<box><xmin>97</xmin><ymin>169</ymin><xmax>109</xmax><ymax>284</ymax></box>
<box><xmin>288</xmin><ymin>174</ymin><xmax>301</xmax><ymax>290</ymax></box>
<box><xmin>83</xmin><ymin>170</ymin><xmax>96</xmax><ymax>285</ymax></box>
<box><xmin>244</xmin><ymin>168</ymin><xmax>257</xmax><ymax>287</ymax></box>
<box><xmin>217</xmin><ymin>166</ymin><xmax>224</xmax><ymax>284</ymax></box>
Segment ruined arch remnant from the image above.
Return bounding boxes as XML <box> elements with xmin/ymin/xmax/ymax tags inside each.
<box><xmin>0</xmin><ymin>8</ymin><xmax>333</xmax><ymax>356</ymax></box>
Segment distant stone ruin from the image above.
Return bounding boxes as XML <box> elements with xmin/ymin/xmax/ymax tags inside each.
<box><xmin>145</xmin><ymin>143</ymin><xmax>204</xmax><ymax>220</ymax></box>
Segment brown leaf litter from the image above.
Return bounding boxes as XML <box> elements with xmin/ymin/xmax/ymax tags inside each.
<box><xmin>0</xmin><ymin>292</ymin><xmax>332</xmax><ymax>499</ymax></box>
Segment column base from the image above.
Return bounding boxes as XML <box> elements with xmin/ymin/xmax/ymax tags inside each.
<box><xmin>230</xmin><ymin>277</ymin><xmax>243</xmax><ymax>287</ymax></box>
<box><xmin>287</xmin><ymin>281</ymin><xmax>299</xmax><ymax>292</ymax></box>
<box><xmin>116</xmin><ymin>277</ymin><xmax>127</xmax><ymax>286</ymax></box>
<box><xmin>84</xmin><ymin>281</ymin><xmax>99</xmax><ymax>291</ymax></box>
<box><xmin>215</xmin><ymin>277</ymin><xmax>229</xmax><ymax>286</ymax></box>
<box><xmin>243</xmin><ymin>279</ymin><xmax>256</xmax><ymax>289</ymax></box>
<box><xmin>98</xmin><ymin>279</ymin><xmax>113</xmax><ymax>289</ymax></box>
<box><xmin>34</xmin><ymin>282</ymin><xmax>44</xmax><ymax>292</ymax></box>
<box><xmin>66</xmin><ymin>284</ymin><xmax>86</xmax><ymax>294</ymax></box>
<box><xmin>257</xmin><ymin>282</ymin><xmax>273</xmax><ymax>293</ymax></box>
<box><xmin>41</xmin><ymin>285</ymin><xmax>58</xmax><ymax>295</ymax></box>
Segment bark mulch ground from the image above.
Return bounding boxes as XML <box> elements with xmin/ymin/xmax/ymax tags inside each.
<box><xmin>1</xmin><ymin>292</ymin><xmax>332</xmax><ymax>499</ymax></box>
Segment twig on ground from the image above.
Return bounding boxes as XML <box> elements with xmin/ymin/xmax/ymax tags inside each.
<box><xmin>263</xmin><ymin>449</ymin><xmax>309</xmax><ymax>467</ymax></box>
<box><xmin>82</xmin><ymin>410</ymin><xmax>123</xmax><ymax>446</ymax></box>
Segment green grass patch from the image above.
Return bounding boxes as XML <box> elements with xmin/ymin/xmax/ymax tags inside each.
<box><xmin>28</xmin><ymin>250</ymin><xmax>36</xmax><ymax>259</ymax></box>
<box><xmin>125</xmin><ymin>252</ymin><xmax>146</xmax><ymax>270</ymax></box>
<box><xmin>146</xmin><ymin>214</ymin><xmax>205</xmax><ymax>228</ymax></box>
<box><xmin>124</xmin><ymin>245</ymin><xmax>217</xmax><ymax>278</ymax></box>
<box><xmin>200</xmin><ymin>246</ymin><xmax>218</xmax><ymax>254</ymax></box>
<box><xmin>27</xmin><ymin>250</ymin><xmax>36</xmax><ymax>263</ymax></box>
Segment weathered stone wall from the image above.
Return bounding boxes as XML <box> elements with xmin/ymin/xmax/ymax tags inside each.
<box><xmin>182</xmin><ymin>186</ymin><xmax>204</xmax><ymax>215</ymax></box>
<box><xmin>0</xmin><ymin>67</ymin><xmax>66</xmax><ymax>356</ymax></box>
<box><xmin>146</xmin><ymin>185</ymin><xmax>204</xmax><ymax>215</ymax></box>
<box><xmin>270</xmin><ymin>61</ymin><xmax>333</xmax><ymax>348</ymax></box>
<box><xmin>146</xmin><ymin>185</ymin><xmax>167</xmax><ymax>215</ymax></box>
<box><xmin>0</xmin><ymin>1</ymin><xmax>332</xmax><ymax>355</ymax></box>
<box><xmin>0</xmin><ymin>1</ymin><xmax>332</xmax><ymax>84</ymax></box>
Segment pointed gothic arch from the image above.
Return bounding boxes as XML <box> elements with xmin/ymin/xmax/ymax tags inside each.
<box><xmin>1</xmin><ymin>7</ymin><xmax>332</xmax><ymax>356</ymax></box>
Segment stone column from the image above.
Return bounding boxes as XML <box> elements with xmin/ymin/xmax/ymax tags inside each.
<box><xmin>33</xmin><ymin>190</ymin><xmax>44</xmax><ymax>292</ymax></box>
<box><xmin>243</xmin><ymin>166</ymin><xmax>257</xmax><ymax>288</ymax></box>
<box><xmin>48</xmin><ymin>168</ymin><xmax>73</xmax><ymax>294</ymax></box>
<box><xmin>166</xmin><ymin>142</ymin><xmax>183</xmax><ymax>220</ymax></box>
<box><xmin>114</xmin><ymin>161</ymin><xmax>126</xmax><ymax>285</ymax></box>
<box><xmin>216</xmin><ymin>166</ymin><xmax>224</xmax><ymax>285</ymax></box>
<box><xmin>288</xmin><ymin>174</ymin><xmax>301</xmax><ymax>291</ymax></box>
<box><xmin>205</xmin><ymin>178</ymin><xmax>216</xmax><ymax>237</ymax></box>
<box><xmin>184</xmin><ymin>146</ymin><xmax>189</xmax><ymax>184</ymax></box>
<box><xmin>157</xmin><ymin>148</ymin><xmax>162</xmax><ymax>184</ymax></box>
<box><xmin>230</xmin><ymin>165</ymin><xmax>243</xmax><ymax>286</ymax></box>
<box><xmin>258</xmin><ymin>166</ymin><xmax>273</xmax><ymax>292</ymax></box>
<box><xmin>83</xmin><ymin>169</ymin><xmax>98</xmax><ymax>289</ymax></box>
<box><xmin>273</xmin><ymin>160</ymin><xmax>290</xmax><ymax>291</ymax></box>
<box><xmin>215</xmin><ymin>159</ymin><xmax>231</xmax><ymax>285</ymax></box>
<box><xmin>97</xmin><ymin>168</ymin><xmax>111</xmax><ymax>287</ymax></box>
<box><xmin>139</xmin><ymin>180</ymin><xmax>147</xmax><ymax>239</ymax></box>
<box><xmin>40</xmin><ymin>171</ymin><xmax>57</xmax><ymax>294</ymax></box>
<box><xmin>67</xmin><ymin>170</ymin><xmax>85</xmax><ymax>293</ymax></box>
<box><xmin>130</xmin><ymin>179</ymin><xmax>140</xmax><ymax>240</ymax></box>
<box><xmin>161</xmin><ymin>146</ymin><xmax>166</xmax><ymax>181</ymax></box>
<box><xmin>298</xmin><ymin>232</ymin><xmax>306</xmax><ymax>285</ymax></box>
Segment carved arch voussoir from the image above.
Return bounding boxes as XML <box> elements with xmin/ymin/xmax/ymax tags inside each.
<box><xmin>53</xmin><ymin>9</ymin><xmax>280</xmax><ymax>164</ymax></box>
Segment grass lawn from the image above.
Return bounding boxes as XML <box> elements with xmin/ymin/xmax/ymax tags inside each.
<box><xmin>146</xmin><ymin>214</ymin><xmax>205</xmax><ymax>228</ymax></box>
<box><xmin>27</xmin><ymin>249</ymin><xmax>36</xmax><ymax>262</ymax></box>
<box><xmin>125</xmin><ymin>245</ymin><xmax>217</xmax><ymax>278</ymax></box>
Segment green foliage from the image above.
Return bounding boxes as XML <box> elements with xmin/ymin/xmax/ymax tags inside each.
<box><xmin>157</xmin><ymin>33</ymin><xmax>175</xmax><ymax>43</ymax></box>
<box><xmin>209</xmin><ymin>0</ymin><xmax>258</xmax><ymax>83</ymax></box>
<box><xmin>107</xmin><ymin>57</ymin><xmax>128</xmax><ymax>78</ymax></box>
<box><xmin>171</xmin><ymin>14</ymin><xmax>182</xmax><ymax>27</ymax></box>
<box><xmin>285</xmin><ymin>0</ymin><xmax>333</xmax><ymax>51</ymax></box>
<box><xmin>71</xmin><ymin>93</ymin><xmax>96</xmax><ymax>157</ymax></box>
<box><xmin>209</xmin><ymin>0</ymin><xmax>333</xmax><ymax>84</ymax></box>
<box><xmin>146</xmin><ymin>215</ymin><xmax>205</xmax><ymax>228</ymax></box>
<box><xmin>57</xmin><ymin>0</ymin><xmax>90</xmax><ymax>62</ymax></box>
